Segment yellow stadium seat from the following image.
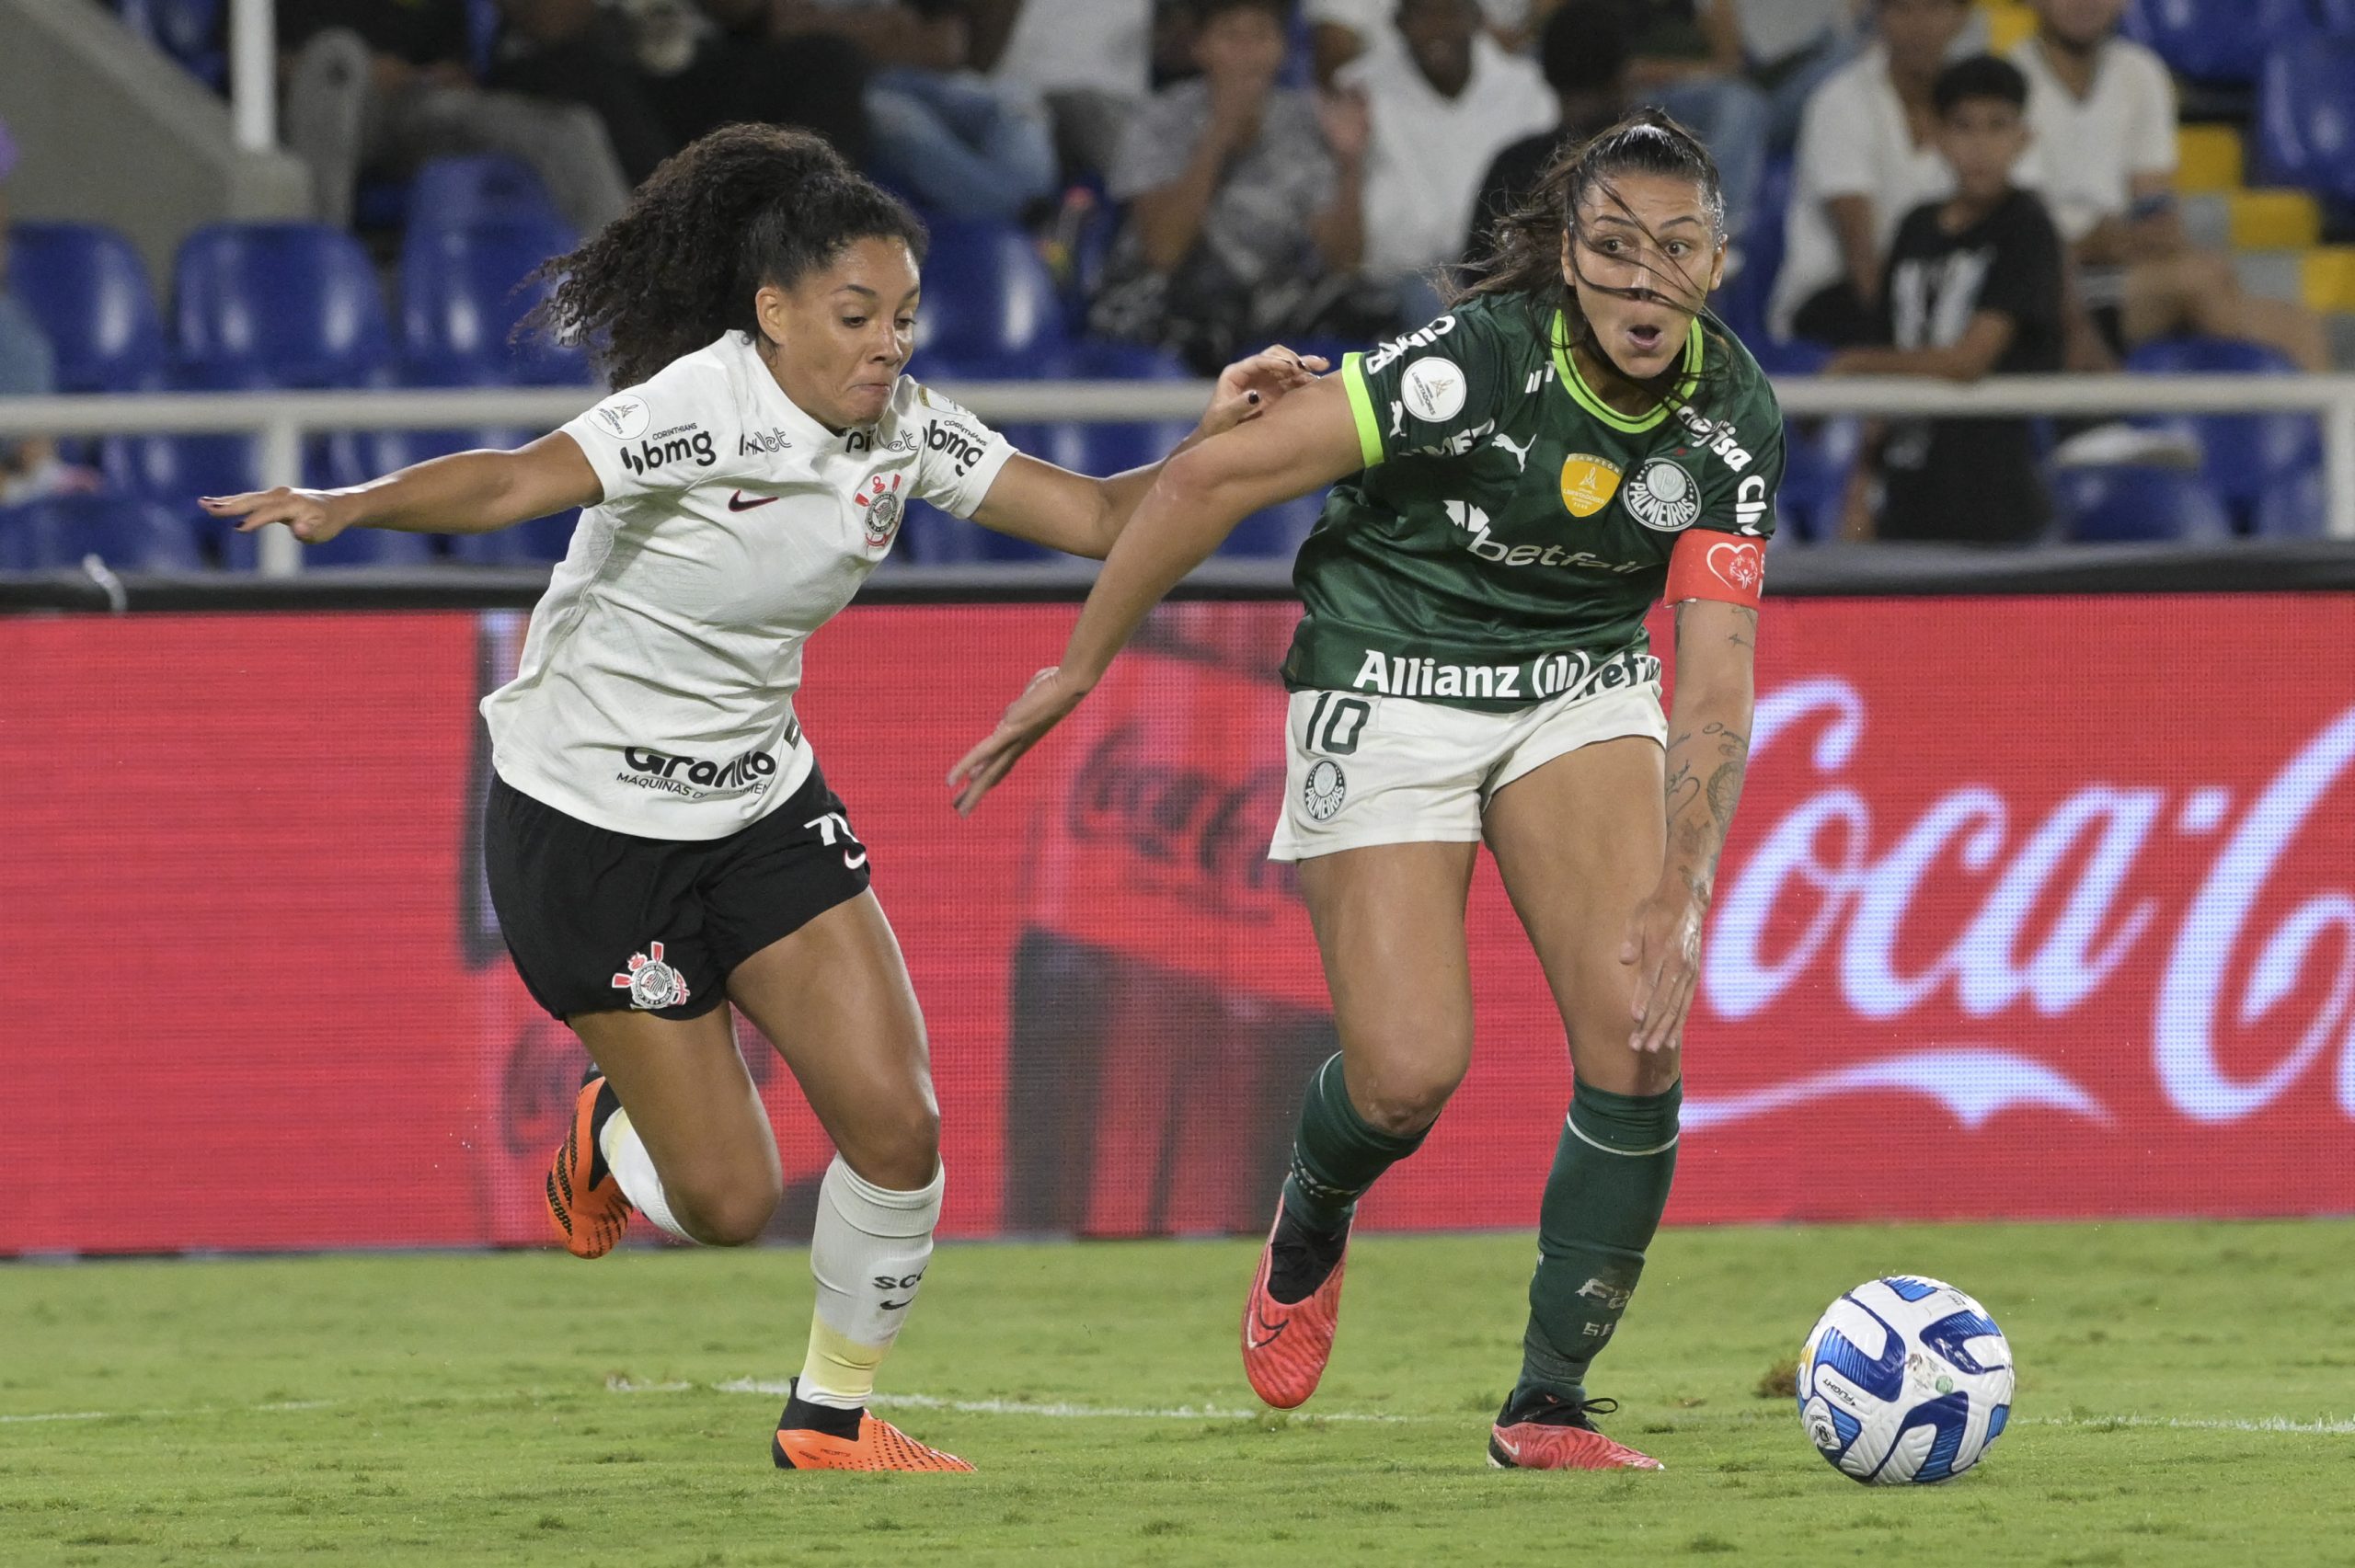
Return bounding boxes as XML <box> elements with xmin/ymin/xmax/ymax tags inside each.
<box><xmin>2301</xmin><ymin>248</ymin><xmax>2355</xmax><ymax>313</ymax></box>
<box><xmin>2228</xmin><ymin>189</ymin><xmax>2322</xmax><ymax>250</ymax></box>
<box><xmin>1982</xmin><ymin>2</ymin><xmax>2037</xmax><ymax>54</ymax></box>
<box><xmin>2177</xmin><ymin>126</ymin><xmax>2245</xmax><ymax>195</ymax></box>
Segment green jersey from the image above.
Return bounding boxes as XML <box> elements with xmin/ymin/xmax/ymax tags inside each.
<box><xmin>1282</xmin><ymin>292</ymin><xmax>1785</xmax><ymax>713</ymax></box>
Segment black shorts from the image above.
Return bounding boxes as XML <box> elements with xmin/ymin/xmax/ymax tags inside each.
<box><xmin>484</xmin><ymin>760</ymin><xmax>870</xmax><ymax>1022</ymax></box>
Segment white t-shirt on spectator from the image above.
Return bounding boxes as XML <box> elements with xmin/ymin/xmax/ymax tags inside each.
<box><xmin>1308</xmin><ymin>0</ymin><xmax>1529</xmax><ymax>34</ymax></box>
<box><xmin>1772</xmin><ymin>45</ymin><xmax>2041</xmax><ymax>339</ymax></box>
<box><xmin>1341</xmin><ymin>32</ymin><xmax>1556</xmax><ymax>280</ymax></box>
<box><xmin>993</xmin><ymin>0</ymin><xmax>1152</xmax><ymax>97</ymax></box>
<box><xmin>483</xmin><ymin>333</ymin><xmax>1012</xmax><ymax>840</ymax></box>
<box><xmin>2009</xmin><ymin>34</ymin><xmax>2177</xmax><ymax>244</ymax></box>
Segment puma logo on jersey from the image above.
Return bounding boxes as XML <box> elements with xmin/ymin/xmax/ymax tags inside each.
<box><xmin>1490</xmin><ymin>430</ymin><xmax>1535</xmax><ymax>473</ymax></box>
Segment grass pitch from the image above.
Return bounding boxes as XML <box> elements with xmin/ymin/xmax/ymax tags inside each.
<box><xmin>4</xmin><ymin>1219</ymin><xmax>2352</xmax><ymax>1566</ymax></box>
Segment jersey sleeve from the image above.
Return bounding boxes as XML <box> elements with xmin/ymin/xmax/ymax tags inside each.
<box><xmin>1664</xmin><ymin>376</ymin><xmax>1784</xmax><ymax>609</ymax></box>
<box><xmin>562</xmin><ymin>359</ymin><xmax>735</xmax><ymax>505</ymax></box>
<box><xmin>1338</xmin><ymin>305</ymin><xmax>1518</xmax><ymax>469</ymax></box>
<box><xmin>903</xmin><ymin>381</ymin><xmax>1017</xmax><ymax>518</ymax></box>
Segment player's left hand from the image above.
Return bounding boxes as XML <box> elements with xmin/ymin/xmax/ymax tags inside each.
<box><xmin>1200</xmin><ymin>345</ymin><xmax>1330</xmax><ymax>437</ymax></box>
<box><xmin>948</xmin><ymin>664</ymin><xmax>1092</xmax><ymax>817</ymax></box>
<box><xmin>1620</xmin><ymin>879</ymin><xmax>1706</xmax><ymax>1053</ymax></box>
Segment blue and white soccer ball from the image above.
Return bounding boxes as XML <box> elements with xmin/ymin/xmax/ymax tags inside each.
<box><xmin>1798</xmin><ymin>1276</ymin><xmax>2015</xmax><ymax>1484</ymax></box>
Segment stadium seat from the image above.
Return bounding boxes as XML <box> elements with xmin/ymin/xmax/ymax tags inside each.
<box><xmin>172</xmin><ymin>223</ymin><xmax>395</xmax><ymax>389</ymax></box>
<box><xmin>914</xmin><ymin>219</ymin><xmax>1068</xmax><ymax>365</ymax></box>
<box><xmin>2126</xmin><ymin>0</ymin><xmax>2312</xmax><ymax>85</ymax></box>
<box><xmin>0</xmin><ymin>494</ymin><xmax>203</xmax><ymax>572</ymax></box>
<box><xmin>2053</xmin><ymin>464</ymin><xmax>2234</xmax><ymax>543</ymax></box>
<box><xmin>465</xmin><ymin>0</ymin><xmax>504</xmax><ymax>79</ymax></box>
<box><xmin>2251</xmin><ymin>464</ymin><xmax>2326</xmax><ymax>536</ymax></box>
<box><xmin>2122</xmin><ymin>336</ymin><xmax>2318</xmax><ymax>527</ymax></box>
<box><xmin>1775</xmin><ymin>417</ymin><xmax>1863</xmax><ymax>542</ymax></box>
<box><xmin>399</xmin><ymin>217</ymin><xmax>590</xmax><ymax>386</ymax></box>
<box><xmin>2252</xmin><ymin>38</ymin><xmax>2355</xmax><ymax>204</ymax></box>
<box><xmin>1714</xmin><ymin>155</ymin><xmax>1794</xmax><ymax>346</ymax></box>
<box><xmin>4</xmin><ymin>223</ymin><xmax>167</xmax><ymax>392</ymax></box>
<box><xmin>294</xmin><ymin>525</ymin><xmax>439</xmax><ymax>568</ymax></box>
<box><xmin>406</xmin><ymin>156</ymin><xmax>565</xmax><ymax>237</ymax></box>
<box><xmin>116</xmin><ymin>0</ymin><xmax>224</xmax><ymax>89</ymax></box>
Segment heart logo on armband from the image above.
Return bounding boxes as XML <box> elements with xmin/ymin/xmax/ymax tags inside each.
<box><xmin>1706</xmin><ymin>540</ymin><xmax>1763</xmax><ymax>594</ymax></box>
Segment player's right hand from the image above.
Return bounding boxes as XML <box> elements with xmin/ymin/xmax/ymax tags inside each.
<box><xmin>199</xmin><ymin>487</ymin><xmax>351</xmax><ymax>544</ymax></box>
<box><xmin>948</xmin><ymin>665</ymin><xmax>1092</xmax><ymax>817</ymax></box>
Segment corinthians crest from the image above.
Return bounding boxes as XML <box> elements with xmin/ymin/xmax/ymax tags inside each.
<box><xmin>612</xmin><ymin>941</ymin><xmax>690</xmax><ymax>1010</ymax></box>
<box><xmin>854</xmin><ymin>471</ymin><xmax>905</xmax><ymax>547</ymax></box>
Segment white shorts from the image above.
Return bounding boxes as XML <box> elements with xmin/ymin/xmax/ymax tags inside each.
<box><xmin>1267</xmin><ymin>681</ymin><xmax>1668</xmax><ymax>862</ymax></box>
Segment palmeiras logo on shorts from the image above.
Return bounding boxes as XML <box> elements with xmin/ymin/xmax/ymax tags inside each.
<box><xmin>613</xmin><ymin>941</ymin><xmax>689</xmax><ymax>1010</ymax></box>
<box><xmin>854</xmin><ymin>472</ymin><xmax>904</xmax><ymax>548</ymax></box>
<box><xmin>1304</xmin><ymin>759</ymin><xmax>1347</xmax><ymax>821</ymax></box>
<box><xmin>1624</xmin><ymin>457</ymin><xmax>1702</xmax><ymax>532</ymax></box>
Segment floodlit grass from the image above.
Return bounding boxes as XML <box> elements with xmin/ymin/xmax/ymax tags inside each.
<box><xmin>4</xmin><ymin>1219</ymin><xmax>2353</xmax><ymax>1565</ymax></box>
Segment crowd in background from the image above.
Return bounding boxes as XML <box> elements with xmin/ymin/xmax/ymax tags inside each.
<box><xmin>0</xmin><ymin>0</ymin><xmax>2330</xmax><ymax>544</ymax></box>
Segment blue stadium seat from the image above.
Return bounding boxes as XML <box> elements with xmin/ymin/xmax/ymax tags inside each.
<box><xmin>399</xmin><ymin>217</ymin><xmax>589</xmax><ymax>386</ymax></box>
<box><xmin>2053</xmin><ymin>464</ymin><xmax>2234</xmax><ymax>543</ymax></box>
<box><xmin>2122</xmin><ymin>336</ymin><xmax>2318</xmax><ymax>528</ymax></box>
<box><xmin>406</xmin><ymin>156</ymin><xmax>565</xmax><ymax>237</ymax></box>
<box><xmin>914</xmin><ymin>219</ymin><xmax>1068</xmax><ymax>365</ymax></box>
<box><xmin>173</xmin><ymin>223</ymin><xmax>394</xmax><ymax>389</ymax></box>
<box><xmin>0</xmin><ymin>494</ymin><xmax>203</xmax><ymax>572</ymax></box>
<box><xmin>2317</xmin><ymin>0</ymin><xmax>2355</xmax><ymax>35</ymax></box>
<box><xmin>295</xmin><ymin>526</ymin><xmax>439</xmax><ymax>568</ymax></box>
<box><xmin>2253</xmin><ymin>38</ymin><xmax>2355</xmax><ymax>203</ymax></box>
<box><xmin>465</xmin><ymin>0</ymin><xmax>504</xmax><ymax>79</ymax></box>
<box><xmin>116</xmin><ymin>0</ymin><xmax>224</xmax><ymax>89</ymax></box>
<box><xmin>2252</xmin><ymin>465</ymin><xmax>2326</xmax><ymax>536</ymax></box>
<box><xmin>1775</xmin><ymin>417</ymin><xmax>1863</xmax><ymax>542</ymax></box>
<box><xmin>4</xmin><ymin>223</ymin><xmax>167</xmax><ymax>392</ymax></box>
<box><xmin>2125</xmin><ymin>0</ymin><xmax>2313</xmax><ymax>85</ymax></box>
<box><xmin>1715</xmin><ymin>155</ymin><xmax>1794</xmax><ymax>346</ymax></box>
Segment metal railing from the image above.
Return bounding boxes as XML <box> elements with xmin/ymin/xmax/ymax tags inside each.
<box><xmin>3</xmin><ymin>372</ymin><xmax>2351</xmax><ymax>573</ymax></box>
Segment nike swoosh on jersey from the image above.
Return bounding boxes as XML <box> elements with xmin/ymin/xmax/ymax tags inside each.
<box><xmin>727</xmin><ymin>491</ymin><xmax>779</xmax><ymax>511</ymax></box>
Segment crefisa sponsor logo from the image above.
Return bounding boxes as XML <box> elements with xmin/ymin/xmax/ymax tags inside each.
<box><xmin>1689</xmin><ymin>680</ymin><xmax>2355</xmax><ymax>1132</ymax></box>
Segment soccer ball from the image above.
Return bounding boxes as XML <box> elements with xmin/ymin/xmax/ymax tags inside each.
<box><xmin>1797</xmin><ymin>1276</ymin><xmax>2015</xmax><ymax>1484</ymax></box>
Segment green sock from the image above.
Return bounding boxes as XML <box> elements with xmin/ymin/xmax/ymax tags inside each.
<box><xmin>1512</xmin><ymin>1077</ymin><xmax>1682</xmax><ymax>1407</ymax></box>
<box><xmin>1279</xmin><ymin>1054</ymin><xmax>1430</xmax><ymax>1232</ymax></box>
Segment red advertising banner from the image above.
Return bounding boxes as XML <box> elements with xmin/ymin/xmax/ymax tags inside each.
<box><xmin>6</xmin><ymin>594</ymin><xmax>2353</xmax><ymax>1254</ymax></box>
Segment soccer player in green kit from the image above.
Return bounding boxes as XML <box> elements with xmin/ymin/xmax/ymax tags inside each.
<box><xmin>952</xmin><ymin>109</ymin><xmax>1782</xmax><ymax>1471</ymax></box>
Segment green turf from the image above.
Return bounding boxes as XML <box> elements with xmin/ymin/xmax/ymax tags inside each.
<box><xmin>4</xmin><ymin>1219</ymin><xmax>2353</xmax><ymax>1565</ymax></box>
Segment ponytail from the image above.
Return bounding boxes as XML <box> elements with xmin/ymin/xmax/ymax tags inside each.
<box><xmin>527</xmin><ymin>124</ymin><xmax>928</xmax><ymax>391</ymax></box>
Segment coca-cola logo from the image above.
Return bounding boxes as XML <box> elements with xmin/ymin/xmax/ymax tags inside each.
<box><xmin>1691</xmin><ymin>680</ymin><xmax>2355</xmax><ymax>1131</ymax></box>
<box><xmin>1066</xmin><ymin>723</ymin><xmax>1294</xmax><ymax>916</ymax></box>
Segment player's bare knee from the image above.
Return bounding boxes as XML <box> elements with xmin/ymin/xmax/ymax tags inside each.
<box><xmin>1352</xmin><ymin>1059</ymin><xmax>1462</xmax><ymax>1136</ymax></box>
<box><xmin>844</xmin><ymin>1101</ymin><xmax>940</xmax><ymax>1192</ymax></box>
<box><xmin>674</xmin><ymin>1173</ymin><xmax>781</xmax><ymax>1247</ymax></box>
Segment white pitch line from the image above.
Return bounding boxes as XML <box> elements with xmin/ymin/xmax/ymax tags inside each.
<box><xmin>2031</xmin><ymin>1413</ymin><xmax>2355</xmax><ymax>1437</ymax></box>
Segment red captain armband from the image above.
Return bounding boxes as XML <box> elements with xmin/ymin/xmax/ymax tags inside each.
<box><xmin>1664</xmin><ymin>529</ymin><xmax>1765</xmax><ymax>609</ymax></box>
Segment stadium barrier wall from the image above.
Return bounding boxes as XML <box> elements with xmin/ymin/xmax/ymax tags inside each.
<box><xmin>6</xmin><ymin>588</ymin><xmax>2353</xmax><ymax>1255</ymax></box>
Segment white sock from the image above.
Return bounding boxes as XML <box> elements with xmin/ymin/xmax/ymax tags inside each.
<box><xmin>596</xmin><ymin>1106</ymin><xmax>695</xmax><ymax>1244</ymax></box>
<box><xmin>797</xmin><ymin>1155</ymin><xmax>944</xmax><ymax>1411</ymax></box>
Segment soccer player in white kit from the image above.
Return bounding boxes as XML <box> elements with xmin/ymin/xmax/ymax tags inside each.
<box><xmin>201</xmin><ymin>124</ymin><xmax>1321</xmax><ymax>1472</ymax></box>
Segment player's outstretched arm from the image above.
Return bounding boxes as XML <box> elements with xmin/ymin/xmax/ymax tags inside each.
<box><xmin>948</xmin><ymin>372</ymin><xmax>1365</xmax><ymax>814</ymax></box>
<box><xmin>198</xmin><ymin>431</ymin><xmax>605</xmax><ymax>545</ymax></box>
<box><xmin>1623</xmin><ymin>595</ymin><xmax>1759</xmax><ymax>1054</ymax></box>
<box><xmin>969</xmin><ymin>346</ymin><xmax>1329</xmax><ymax>560</ymax></box>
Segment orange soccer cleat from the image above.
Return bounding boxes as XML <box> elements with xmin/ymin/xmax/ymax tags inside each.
<box><xmin>1488</xmin><ymin>1392</ymin><xmax>1664</xmax><ymax>1471</ymax></box>
<box><xmin>545</xmin><ymin>1075</ymin><xmax>633</xmax><ymax>1259</ymax></box>
<box><xmin>771</xmin><ymin>1391</ymin><xmax>974</xmax><ymax>1472</ymax></box>
<box><xmin>1240</xmin><ymin>1196</ymin><xmax>1350</xmax><ymax>1410</ymax></box>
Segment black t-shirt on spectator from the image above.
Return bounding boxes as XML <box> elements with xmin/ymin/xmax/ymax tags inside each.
<box><xmin>1875</xmin><ymin>188</ymin><xmax>2064</xmax><ymax>544</ymax></box>
<box><xmin>279</xmin><ymin>0</ymin><xmax>469</xmax><ymax>68</ymax></box>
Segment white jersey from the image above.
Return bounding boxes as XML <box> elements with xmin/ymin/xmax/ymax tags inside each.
<box><xmin>481</xmin><ymin>332</ymin><xmax>1014</xmax><ymax>840</ymax></box>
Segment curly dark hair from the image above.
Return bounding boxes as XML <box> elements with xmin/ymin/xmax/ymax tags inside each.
<box><xmin>526</xmin><ymin>124</ymin><xmax>929</xmax><ymax>391</ymax></box>
<box><xmin>1456</xmin><ymin>108</ymin><xmax>1732</xmax><ymax>413</ymax></box>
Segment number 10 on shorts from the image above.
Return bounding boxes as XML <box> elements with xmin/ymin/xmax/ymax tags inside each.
<box><xmin>1305</xmin><ymin>692</ymin><xmax>1370</xmax><ymax>756</ymax></box>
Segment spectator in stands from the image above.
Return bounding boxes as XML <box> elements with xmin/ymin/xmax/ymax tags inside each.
<box><xmin>968</xmin><ymin>0</ymin><xmax>1155</xmax><ymax>181</ymax></box>
<box><xmin>482</xmin><ymin>2</ymin><xmax>675</xmax><ymax>186</ymax></box>
<box><xmin>1092</xmin><ymin>0</ymin><xmax>1384</xmax><ymax>370</ymax></box>
<box><xmin>1463</xmin><ymin>1</ymin><xmax>1629</xmax><ymax>261</ymax></box>
<box><xmin>1739</xmin><ymin>0</ymin><xmax>1865</xmax><ymax>147</ymax></box>
<box><xmin>2011</xmin><ymin>0</ymin><xmax>2325</xmax><ymax>371</ymax></box>
<box><xmin>1305</xmin><ymin>0</ymin><xmax>1522</xmax><ymax>87</ymax></box>
<box><xmin>858</xmin><ymin>1</ymin><xmax>1058</xmax><ymax>220</ymax></box>
<box><xmin>0</xmin><ymin>120</ymin><xmax>99</xmax><ymax>507</ymax></box>
<box><xmin>1826</xmin><ymin>57</ymin><xmax>2063</xmax><ymax>544</ymax></box>
<box><xmin>280</xmin><ymin>0</ymin><xmax>633</xmax><ymax>232</ymax></box>
<box><xmin>1772</xmin><ymin>0</ymin><xmax>1977</xmax><ymax>346</ymax></box>
<box><xmin>1342</xmin><ymin>0</ymin><xmax>1555</xmax><ymax>304</ymax></box>
<box><xmin>612</xmin><ymin>2</ymin><xmax>873</xmax><ymax>166</ymax></box>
